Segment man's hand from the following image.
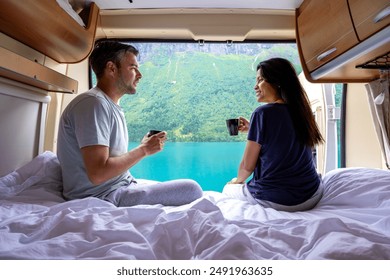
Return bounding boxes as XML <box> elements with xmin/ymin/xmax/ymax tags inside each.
<box><xmin>140</xmin><ymin>131</ymin><xmax>167</xmax><ymax>155</ymax></box>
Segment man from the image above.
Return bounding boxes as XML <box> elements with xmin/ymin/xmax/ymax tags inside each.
<box><xmin>57</xmin><ymin>41</ymin><xmax>203</xmax><ymax>206</ymax></box>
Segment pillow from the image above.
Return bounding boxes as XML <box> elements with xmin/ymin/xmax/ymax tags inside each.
<box><xmin>0</xmin><ymin>151</ymin><xmax>62</xmax><ymax>199</ymax></box>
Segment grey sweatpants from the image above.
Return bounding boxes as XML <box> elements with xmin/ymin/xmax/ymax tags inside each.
<box><xmin>105</xmin><ymin>179</ymin><xmax>203</xmax><ymax>207</ymax></box>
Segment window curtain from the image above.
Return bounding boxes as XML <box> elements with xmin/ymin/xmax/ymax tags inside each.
<box><xmin>365</xmin><ymin>73</ymin><xmax>390</xmax><ymax>168</ymax></box>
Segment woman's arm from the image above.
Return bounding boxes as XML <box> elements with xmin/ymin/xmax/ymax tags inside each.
<box><xmin>233</xmin><ymin>140</ymin><xmax>261</xmax><ymax>183</ymax></box>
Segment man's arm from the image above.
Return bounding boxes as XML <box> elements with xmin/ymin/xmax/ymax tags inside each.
<box><xmin>81</xmin><ymin>131</ymin><xmax>166</xmax><ymax>185</ymax></box>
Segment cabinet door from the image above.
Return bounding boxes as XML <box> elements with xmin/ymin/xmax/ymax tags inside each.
<box><xmin>349</xmin><ymin>0</ymin><xmax>390</xmax><ymax>41</ymax></box>
<box><xmin>297</xmin><ymin>0</ymin><xmax>359</xmax><ymax>72</ymax></box>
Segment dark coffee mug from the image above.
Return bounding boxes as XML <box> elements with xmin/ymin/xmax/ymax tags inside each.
<box><xmin>148</xmin><ymin>130</ymin><xmax>162</xmax><ymax>137</ymax></box>
<box><xmin>226</xmin><ymin>119</ymin><xmax>239</xmax><ymax>136</ymax></box>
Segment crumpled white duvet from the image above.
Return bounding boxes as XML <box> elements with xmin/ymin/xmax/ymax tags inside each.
<box><xmin>1</xmin><ymin>151</ymin><xmax>390</xmax><ymax>259</ymax></box>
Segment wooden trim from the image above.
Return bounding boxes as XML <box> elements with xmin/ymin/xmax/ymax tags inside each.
<box><xmin>295</xmin><ymin>8</ymin><xmax>316</xmax><ymax>83</ymax></box>
<box><xmin>0</xmin><ymin>1</ymin><xmax>99</xmax><ymax>63</ymax></box>
<box><xmin>0</xmin><ymin>47</ymin><xmax>78</xmax><ymax>93</ymax></box>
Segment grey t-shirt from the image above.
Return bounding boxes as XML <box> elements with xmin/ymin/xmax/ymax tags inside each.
<box><xmin>57</xmin><ymin>87</ymin><xmax>133</xmax><ymax>200</ymax></box>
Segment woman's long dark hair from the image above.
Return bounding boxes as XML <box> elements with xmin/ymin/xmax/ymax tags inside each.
<box><xmin>257</xmin><ymin>58</ymin><xmax>324</xmax><ymax>147</ymax></box>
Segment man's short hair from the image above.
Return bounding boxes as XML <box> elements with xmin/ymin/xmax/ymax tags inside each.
<box><xmin>90</xmin><ymin>41</ymin><xmax>139</xmax><ymax>79</ymax></box>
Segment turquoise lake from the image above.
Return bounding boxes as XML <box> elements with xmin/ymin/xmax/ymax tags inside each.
<box><xmin>128</xmin><ymin>142</ymin><xmax>246</xmax><ymax>192</ymax></box>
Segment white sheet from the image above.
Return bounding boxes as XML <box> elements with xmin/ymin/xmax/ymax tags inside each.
<box><xmin>1</xmin><ymin>151</ymin><xmax>390</xmax><ymax>259</ymax></box>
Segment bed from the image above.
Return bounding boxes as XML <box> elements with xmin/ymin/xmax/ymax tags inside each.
<box><xmin>1</xmin><ymin>151</ymin><xmax>389</xmax><ymax>260</ymax></box>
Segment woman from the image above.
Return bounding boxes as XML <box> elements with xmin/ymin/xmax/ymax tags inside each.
<box><xmin>223</xmin><ymin>57</ymin><xmax>324</xmax><ymax>212</ymax></box>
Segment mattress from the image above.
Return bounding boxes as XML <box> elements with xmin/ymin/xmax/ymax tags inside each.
<box><xmin>1</xmin><ymin>151</ymin><xmax>390</xmax><ymax>260</ymax></box>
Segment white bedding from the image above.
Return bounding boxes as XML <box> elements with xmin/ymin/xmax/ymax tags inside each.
<box><xmin>1</xmin><ymin>151</ymin><xmax>389</xmax><ymax>259</ymax></box>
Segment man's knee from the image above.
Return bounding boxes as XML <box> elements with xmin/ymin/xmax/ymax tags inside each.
<box><xmin>183</xmin><ymin>179</ymin><xmax>203</xmax><ymax>199</ymax></box>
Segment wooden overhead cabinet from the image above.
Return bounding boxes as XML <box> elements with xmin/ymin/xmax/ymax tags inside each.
<box><xmin>348</xmin><ymin>0</ymin><xmax>390</xmax><ymax>41</ymax></box>
<box><xmin>297</xmin><ymin>0</ymin><xmax>359</xmax><ymax>72</ymax></box>
<box><xmin>0</xmin><ymin>0</ymin><xmax>99</xmax><ymax>64</ymax></box>
<box><xmin>0</xmin><ymin>1</ymin><xmax>100</xmax><ymax>93</ymax></box>
<box><xmin>296</xmin><ymin>0</ymin><xmax>390</xmax><ymax>83</ymax></box>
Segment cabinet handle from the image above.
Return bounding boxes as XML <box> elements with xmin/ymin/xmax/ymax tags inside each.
<box><xmin>317</xmin><ymin>47</ymin><xmax>337</xmax><ymax>61</ymax></box>
<box><xmin>373</xmin><ymin>6</ymin><xmax>390</xmax><ymax>23</ymax></box>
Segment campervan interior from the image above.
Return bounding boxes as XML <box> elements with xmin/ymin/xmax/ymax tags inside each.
<box><xmin>1</xmin><ymin>0</ymin><xmax>390</xmax><ymax>260</ymax></box>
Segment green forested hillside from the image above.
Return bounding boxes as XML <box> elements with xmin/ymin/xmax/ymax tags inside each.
<box><xmin>117</xmin><ymin>42</ymin><xmax>301</xmax><ymax>142</ymax></box>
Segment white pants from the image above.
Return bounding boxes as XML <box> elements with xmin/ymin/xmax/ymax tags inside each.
<box><xmin>222</xmin><ymin>182</ymin><xmax>324</xmax><ymax>212</ymax></box>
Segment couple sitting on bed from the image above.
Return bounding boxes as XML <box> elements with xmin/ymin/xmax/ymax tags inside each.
<box><xmin>57</xmin><ymin>41</ymin><xmax>324</xmax><ymax>212</ymax></box>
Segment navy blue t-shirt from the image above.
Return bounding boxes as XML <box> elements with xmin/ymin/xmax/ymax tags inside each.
<box><xmin>246</xmin><ymin>103</ymin><xmax>320</xmax><ymax>206</ymax></box>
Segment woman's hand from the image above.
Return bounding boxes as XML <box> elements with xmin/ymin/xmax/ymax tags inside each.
<box><xmin>238</xmin><ymin>116</ymin><xmax>250</xmax><ymax>133</ymax></box>
<box><xmin>227</xmin><ymin>177</ymin><xmax>244</xmax><ymax>184</ymax></box>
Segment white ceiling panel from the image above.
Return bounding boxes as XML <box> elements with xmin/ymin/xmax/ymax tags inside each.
<box><xmin>90</xmin><ymin>0</ymin><xmax>303</xmax><ymax>10</ymax></box>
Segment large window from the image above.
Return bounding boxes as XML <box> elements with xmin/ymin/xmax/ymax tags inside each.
<box><xmin>91</xmin><ymin>41</ymin><xmax>304</xmax><ymax>191</ymax></box>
